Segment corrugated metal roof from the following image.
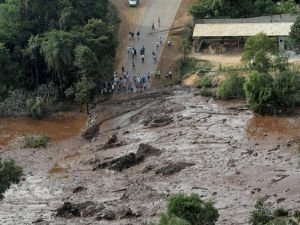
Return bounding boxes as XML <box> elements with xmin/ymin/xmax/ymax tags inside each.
<box><xmin>193</xmin><ymin>22</ymin><xmax>293</xmax><ymax>37</ymax></box>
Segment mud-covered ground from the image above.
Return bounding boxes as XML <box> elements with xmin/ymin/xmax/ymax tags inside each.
<box><xmin>1</xmin><ymin>87</ymin><xmax>300</xmax><ymax>225</ymax></box>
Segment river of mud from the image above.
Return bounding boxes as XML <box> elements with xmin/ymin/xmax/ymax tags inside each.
<box><xmin>0</xmin><ymin>113</ymin><xmax>87</xmax><ymax>147</ymax></box>
<box><xmin>0</xmin><ymin>87</ymin><xmax>299</xmax><ymax>225</ymax></box>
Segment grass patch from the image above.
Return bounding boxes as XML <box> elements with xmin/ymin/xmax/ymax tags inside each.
<box><xmin>198</xmin><ymin>76</ymin><xmax>213</xmax><ymax>88</ymax></box>
<box><xmin>24</xmin><ymin>135</ymin><xmax>48</xmax><ymax>148</ymax></box>
<box><xmin>176</xmin><ymin>57</ymin><xmax>212</xmax><ymax>77</ymax></box>
<box><xmin>200</xmin><ymin>88</ymin><xmax>216</xmax><ymax>97</ymax></box>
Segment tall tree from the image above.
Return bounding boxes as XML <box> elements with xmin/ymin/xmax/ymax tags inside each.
<box><xmin>41</xmin><ymin>30</ymin><xmax>72</xmax><ymax>95</ymax></box>
<box><xmin>26</xmin><ymin>35</ymin><xmax>41</xmax><ymax>86</ymax></box>
<box><xmin>74</xmin><ymin>45</ymin><xmax>100</xmax><ymax>81</ymax></box>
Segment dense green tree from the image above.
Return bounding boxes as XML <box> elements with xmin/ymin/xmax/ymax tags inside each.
<box><xmin>191</xmin><ymin>0</ymin><xmax>281</xmax><ymax>18</ymax></box>
<box><xmin>242</xmin><ymin>33</ymin><xmax>277</xmax><ymax>72</ymax></box>
<box><xmin>41</xmin><ymin>30</ymin><xmax>73</xmax><ymax>95</ymax></box>
<box><xmin>73</xmin><ymin>76</ymin><xmax>95</xmax><ymax>114</ymax></box>
<box><xmin>244</xmin><ymin>72</ymin><xmax>274</xmax><ymax>113</ymax></box>
<box><xmin>26</xmin><ymin>35</ymin><xmax>41</xmax><ymax>86</ymax></box>
<box><xmin>0</xmin><ymin>0</ymin><xmax>118</xmax><ymax>110</ymax></box>
<box><xmin>289</xmin><ymin>16</ymin><xmax>300</xmax><ymax>52</ymax></box>
<box><xmin>74</xmin><ymin>45</ymin><xmax>100</xmax><ymax>81</ymax></box>
<box><xmin>272</xmin><ymin>71</ymin><xmax>299</xmax><ymax>108</ymax></box>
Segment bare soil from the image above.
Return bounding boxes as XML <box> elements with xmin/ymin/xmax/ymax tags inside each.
<box><xmin>1</xmin><ymin>1</ymin><xmax>300</xmax><ymax>225</ymax></box>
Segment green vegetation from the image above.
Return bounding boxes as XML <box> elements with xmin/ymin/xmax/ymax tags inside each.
<box><xmin>244</xmin><ymin>71</ymin><xmax>300</xmax><ymax>114</ymax></box>
<box><xmin>24</xmin><ymin>135</ymin><xmax>48</xmax><ymax>148</ymax></box>
<box><xmin>26</xmin><ymin>97</ymin><xmax>45</xmax><ymax>119</ymax></box>
<box><xmin>0</xmin><ymin>159</ymin><xmax>23</xmax><ymax>198</ymax></box>
<box><xmin>191</xmin><ymin>0</ymin><xmax>298</xmax><ymax>19</ymax></box>
<box><xmin>217</xmin><ymin>73</ymin><xmax>246</xmax><ymax>99</ymax></box>
<box><xmin>198</xmin><ymin>76</ymin><xmax>213</xmax><ymax>88</ymax></box>
<box><xmin>176</xmin><ymin>58</ymin><xmax>212</xmax><ymax>77</ymax></box>
<box><xmin>251</xmin><ymin>200</ymin><xmax>299</xmax><ymax>225</ymax></box>
<box><xmin>290</xmin><ymin>16</ymin><xmax>300</xmax><ymax>52</ymax></box>
<box><xmin>0</xmin><ymin>0</ymin><xmax>119</xmax><ymax>116</ymax></box>
<box><xmin>179</xmin><ymin>23</ymin><xmax>193</xmax><ymax>59</ymax></box>
<box><xmin>242</xmin><ymin>33</ymin><xmax>277</xmax><ymax>73</ymax></box>
<box><xmin>151</xmin><ymin>193</ymin><xmax>219</xmax><ymax>225</ymax></box>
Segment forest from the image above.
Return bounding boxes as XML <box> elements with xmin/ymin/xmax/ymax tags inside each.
<box><xmin>191</xmin><ymin>0</ymin><xmax>299</xmax><ymax>18</ymax></box>
<box><xmin>0</xmin><ymin>0</ymin><xmax>119</xmax><ymax>116</ymax></box>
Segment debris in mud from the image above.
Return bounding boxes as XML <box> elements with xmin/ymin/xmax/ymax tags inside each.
<box><xmin>96</xmin><ymin>206</ymin><xmax>140</xmax><ymax>221</ymax></box>
<box><xmin>103</xmin><ymin>134</ymin><xmax>126</xmax><ymax>149</ymax></box>
<box><xmin>32</xmin><ymin>218</ymin><xmax>49</xmax><ymax>225</ymax></box>
<box><xmin>56</xmin><ymin>201</ymin><xmax>102</xmax><ymax>218</ymax></box>
<box><xmin>81</xmin><ymin>122</ymin><xmax>100</xmax><ymax>140</ymax></box>
<box><xmin>93</xmin><ymin>143</ymin><xmax>162</xmax><ymax>171</ymax></box>
<box><xmin>144</xmin><ymin>114</ymin><xmax>174</xmax><ymax>128</ymax></box>
<box><xmin>142</xmin><ymin>164</ymin><xmax>156</xmax><ymax>173</ymax></box>
<box><xmin>72</xmin><ymin>186</ymin><xmax>87</xmax><ymax>193</ymax></box>
<box><xmin>155</xmin><ymin>162</ymin><xmax>195</xmax><ymax>176</ymax></box>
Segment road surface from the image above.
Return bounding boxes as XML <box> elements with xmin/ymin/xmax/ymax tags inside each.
<box><xmin>122</xmin><ymin>0</ymin><xmax>182</xmax><ymax>88</ymax></box>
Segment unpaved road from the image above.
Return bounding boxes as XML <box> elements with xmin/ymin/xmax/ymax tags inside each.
<box><xmin>116</xmin><ymin>0</ymin><xmax>182</xmax><ymax>77</ymax></box>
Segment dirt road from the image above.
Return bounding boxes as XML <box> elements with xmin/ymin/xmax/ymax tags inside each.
<box><xmin>117</xmin><ymin>0</ymin><xmax>182</xmax><ymax>79</ymax></box>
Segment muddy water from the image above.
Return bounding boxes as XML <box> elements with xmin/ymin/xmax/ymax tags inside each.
<box><xmin>0</xmin><ymin>113</ymin><xmax>87</xmax><ymax>146</ymax></box>
<box><xmin>246</xmin><ymin>115</ymin><xmax>300</xmax><ymax>140</ymax></box>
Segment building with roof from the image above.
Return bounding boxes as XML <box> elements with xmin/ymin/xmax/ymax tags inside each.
<box><xmin>192</xmin><ymin>15</ymin><xmax>296</xmax><ymax>52</ymax></box>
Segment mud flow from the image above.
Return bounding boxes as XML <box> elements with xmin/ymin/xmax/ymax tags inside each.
<box><xmin>1</xmin><ymin>88</ymin><xmax>299</xmax><ymax>225</ymax></box>
<box><xmin>0</xmin><ymin>113</ymin><xmax>87</xmax><ymax>147</ymax></box>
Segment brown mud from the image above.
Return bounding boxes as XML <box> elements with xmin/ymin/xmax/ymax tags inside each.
<box><xmin>0</xmin><ymin>113</ymin><xmax>87</xmax><ymax>147</ymax></box>
<box><xmin>0</xmin><ymin>87</ymin><xmax>300</xmax><ymax>225</ymax></box>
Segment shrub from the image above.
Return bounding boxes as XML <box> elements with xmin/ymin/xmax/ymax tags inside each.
<box><xmin>243</xmin><ymin>72</ymin><xmax>274</xmax><ymax>114</ymax></box>
<box><xmin>250</xmin><ymin>200</ymin><xmax>273</xmax><ymax>225</ymax></box>
<box><xmin>200</xmin><ymin>88</ymin><xmax>216</xmax><ymax>97</ymax></box>
<box><xmin>0</xmin><ymin>90</ymin><xmax>28</xmax><ymax>116</ymax></box>
<box><xmin>217</xmin><ymin>73</ymin><xmax>245</xmax><ymax>99</ymax></box>
<box><xmin>272</xmin><ymin>71</ymin><xmax>299</xmax><ymax>108</ymax></box>
<box><xmin>0</xmin><ymin>159</ymin><xmax>23</xmax><ymax>197</ymax></box>
<box><xmin>167</xmin><ymin>193</ymin><xmax>219</xmax><ymax>225</ymax></box>
<box><xmin>266</xmin><ymin>218</ymin><xmax>298</xmax><ymax>225</ymax></box>
<box><xmin>198</xmin><ymin>76</ymin><xmax>212</xmax><ymax>88</ymax></box>
<box><xmin>26</xmin><ymin>96</ymin><xmax>45</xmax><ymax>119</ymax></box>
<box><xmin>152</xmin><ymin>212</ymin><xmax>191</xmax><ymax>225</ymax></box>
<box><xmin>273</xmin><ymin>208</ymin><xmax>289</xmax><ymax>217</ymax></box>
<box><xmin>24</xmin><ymin>135</ymin><xmax>48</xmax><ymax>148</ymax></box>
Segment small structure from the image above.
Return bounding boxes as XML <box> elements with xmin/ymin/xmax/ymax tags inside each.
<box><xmin>193</xmin><ymin>14</ymin><xmax>298</xmax><ymax>53</ymax></box>
<box><xmin>193</xmin><ymin>22</ymin><xmax>293</xmax><ymax>52</ymax></box>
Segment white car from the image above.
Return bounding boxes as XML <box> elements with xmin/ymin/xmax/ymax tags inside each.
<box><xmin>128</xmin><ymin>0</ymin><xmax>138</xmax><ymax>7</ymax></box>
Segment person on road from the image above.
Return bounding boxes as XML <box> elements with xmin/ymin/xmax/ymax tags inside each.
<box><xmin>141</xmin><ymin>54</ymin><xmax>145</xmax><ymax>63</ymax></box>
<box><xmin>152</xmin><ymin>21</ymin><xmax>155</xmax><ymax>31</ymax></box>
<box><xmin>168</xmin><ymin>40</ymin><xmax>172</xmax><ymax>47</ymax></box>
<box><xmin>153</xmin><ymin>54</ymin><xmax>157</xmax><ymax>64</ymax></box>
<box><xmin>132</xmin><ymin>62</ymin><xmax>135</xmax><ymax>70</ymax></box>
<box><xmin>168</xmin><ymin>70</ymin><xmax>172</xmax><ymax>79</ymax></box>
<box><xmin>158</xmin><ymin>17</ymin><xmax>160</xmax><ymax>27</ymax></box>
<box><xmin>156</xmin><ymin>40</ymin><xmax>160</xmax><ymax>50</ymax></box>
<box><xmin>137</xmin><ymin>30</ymin><xmax>140</xmax><ymax>40</ymax></box>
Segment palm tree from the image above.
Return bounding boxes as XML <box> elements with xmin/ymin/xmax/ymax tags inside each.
<box><xmin>210</xmin><ymin>0</ymin><xmax>224</xmax><ymax>10</ymax></box>
<box><xmin>27</xmin><ymin>35</ymin><xmax>40</xmax><ymax>86</ymax></box>
<box><xmin>41</xmin><ymin>30</ymin><xmax>72</xmax><ymax>96</ymax></box>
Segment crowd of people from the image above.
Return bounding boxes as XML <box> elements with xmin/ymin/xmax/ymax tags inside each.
<box><xmin>99</xmin><ymin>18</ymin><xmax>173</xmax><ymax>96</ymax></box>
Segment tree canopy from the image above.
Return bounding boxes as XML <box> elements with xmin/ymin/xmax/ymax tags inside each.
<box><xmin>0</xmin><ymin>0</ymin><xmax>119</xmax><ymax>103</ymax></box>
<box><xmin>190</xmin><ymin>0</ymin><xmax>299</xmax><ymax>18</ymax></box>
